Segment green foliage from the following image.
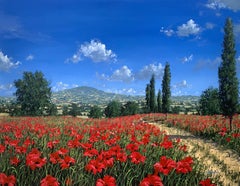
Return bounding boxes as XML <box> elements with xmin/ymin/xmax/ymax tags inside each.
<box><xmin>150</xmin><ymin>74</ymin><xmax>156</xmax><ymax>112</ymax></box>
<box><xmin>104</xmin><ymin>100</ymin><xmax>122</xmax><ymax>118</ymax></box>
<box><xmin>199</xmin><ymin>87</ymin><xmax>221</xmax><ymax>115</ymax></box>
<box><xmin>69</xmin><ymin>103</ymin><xmax>80</xmax><ymax>117</ymax></box>
<box><xmin>62</xmin><ymin>105</ymin><xmax>69</xmax><ymax>115</ymax></box>
<box><xmin>89</xmin><ymin>105</ymin><xmax>103</xmax><ymax>118</ymax></box>
<box><xmin>162</xmin><ymin>62</ymin><xmax>171</xmax><ymax>113</ymax></box>
<box><xmin>218</xmin><ymin>18</ymin><xmax>239</xmax><ymax>130</ymax></box>
<box><xmin>14</xmin><ymin>71</ymin><xmax>55</xmax><ymax>116</ymax></box>
<box><xmin>121</xmin><ymin>101</ymin><xmax>139</xmax><ymax>116</ymax></box>
<box><xmin>157</xmin><ymin>89</ymin><xmax>162</xmax><ymax>113</ymax></box>
<box><xmin>145</xmin><ymin>84</ymin><xmax>151</xmax><ymax>113</ymax></box>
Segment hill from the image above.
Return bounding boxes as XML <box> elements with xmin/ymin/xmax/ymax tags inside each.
<box><xmin>52</xmin><ymin>86</ymin><xmax>144</xmax><ymax>105</ymax></box>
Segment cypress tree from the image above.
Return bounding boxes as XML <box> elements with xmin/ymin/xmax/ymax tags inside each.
<box><xmin>145</xmin><ymin>83</ymin><xmax>151</xmax><ymax>113</ymax></box>
<box><xmin>162</xmin><ymin>62</ymin><xmax>171</xmax><ymax>113</ymax></box>
<box><xmin>218</xmin><ymin>18</ymin><xmax>239</xmax><ymax>130</ymax></box>
<box><xmin>150</xmin><ymin>74</ymin><xmax>156</xmax><ymax>112</ymax></box>
<box><xmin>157</xmin><ymin>89</ymin><xmax>162</xmax><ymax>113</ymax></box>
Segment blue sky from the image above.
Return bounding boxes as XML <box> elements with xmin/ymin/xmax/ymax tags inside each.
<box><xmin>1</xmin><ymin>0</ymin><xmax>240</xmax><ymax>97</ymax></box>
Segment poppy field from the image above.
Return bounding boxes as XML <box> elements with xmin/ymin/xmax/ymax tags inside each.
<box><xmin>0</xmin><ymin>114</ymin><xmax>229</xmax><ymax>186</ymax></box>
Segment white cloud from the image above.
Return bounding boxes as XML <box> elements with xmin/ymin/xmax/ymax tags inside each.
<box><xmin>52</xmin><ymin>82</ymin><xmax>79</xmax><ymax>92</ymax></box>
<box><xmin>173</xmin><ymin>80</ymin><xmax>189</xmax><ymax>89</ymax></box>
<box><xmin>0</xmin><ymin>51</ymin><xmax>21</xmax><ymax>71</ymax></box>
<box><xmin>182</xmin><ymin>54</ymin><xmax>193</xmax><ymax>63</ymax></box>
<box><xmin>206</xmin><ymin>0</ymin><xmax>240</xmax><ymax>11</ymax></box>
<box><xmin>205</xmin><ymin>22</ymin><xmax>215</xmax><ymax>30</ymax></box>
<box><xmin>160</xmin><ymin>27</ymin><xmax>174</xmax><ymax>36</ymax></box>
<box><xmin>66</xmin><ymin>39</ymin><xmax>117</xmax><ymax>63</ymax></box>
<box><xmin>136</xmin><ymin>63</ymin><xmax>164</xmax><ymax>80</ymax></box>
<box><xmin>106</xmin><ymin>88</ymin><xmax>137</xmax><ymax>95</ymax></box>
<box><xmin>177</xmin><ymin>19</ymin><xmax>201</xmax><ymax>37</ymax></box>
<box><xmin>111</xmin><ymin>66</ymin><xmax>134</xmax><ymax>82</ymax></box>
<box><xmin>194</xmin><ymin>57</ymin><xmax>221</xmax><ymax>70</ymax></box>
<box><xmin>234</xmin><ymin>23</ymin><xmax>240</xmax><ymax>42</ymax></box>
<box><xmin>236</xmin><ymin>56</ymin><xmax>240</xmax><ymax>63</ymax></box>
<box><xmin>26</xmin><ymin>54</ymin><xmax>34</xmax><ymax>61</ymax></box>
<box><xmin>99</xmin><ymin>66</ymin><xmax>134</xmax><ymax>83</ymax></box>
<box><xmin>0</xmin><ymin>84</ymin><xmax>13</xmax><ymax>91</ymax></box>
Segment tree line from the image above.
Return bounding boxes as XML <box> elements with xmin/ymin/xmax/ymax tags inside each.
<box><xmin>6</xmin><ymin>18</ymin><xmax>239</xmax><ymax>130</ymax></box>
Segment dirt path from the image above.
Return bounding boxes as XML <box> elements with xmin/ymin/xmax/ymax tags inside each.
<box><xmin>150</xmin><ymin>122</ymin><xmax>240</xmax><ymax>186</ymax></box>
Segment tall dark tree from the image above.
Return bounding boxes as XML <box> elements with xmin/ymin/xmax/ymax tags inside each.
<box><xmin>157</xmin><ymin>89</ymin><xmax>162</xmax><ymax>113</ymax></box>
<box><xmin>145</xmin><ymin>84</ymin><xmax>151</xmax><ymax>113</ymax></box>
<box><xmin>104</xmin><ymin>100</ymin><xmax>122</xmax><ymax>118</ymax></box>
<box><xmin>162</xmin><ymin>62</ymin><xmax>171</xmax><ymax>113</ymax></box>
<box><xmin>89</xmin><ymin>105</ymin><xmax>102</xmax><ymax>118</ymax></box>
<box><xmin>69</xmin><ymin>103</ymin><xmax>79</xmax><ymax>117</ymax></box>
<box><xmin>150</xmin><ymin>74</ymin><xmax>156</xmax><ymax>112</ymax></box>
<box><xmin>218</xmin><ymin>18</ymin><xmax>239</xmax><ymax>130</ymax></box>
<box><xmin>199</xmin><ymin>87</ymin><xmax>221</xmax><ymax>115</ymax></box>
<box><xmin>14</xmin><ymin>71</ymin><xmax>54</xmax><ymax>116</ymax></box>
<box><xmin>121</xmin><ymin>101</ymin><xmax>139</xmax><ymax>116</ymax></box>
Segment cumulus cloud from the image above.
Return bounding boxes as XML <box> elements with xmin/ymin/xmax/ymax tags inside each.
<box><xmin>136</xmin><ymin>63</ymin><xmax>164</xmax><ymax>80</ymax></box>
<box><xmin>0</xmin><ymin>51</ymin><xmax>21</xmax><ymax>71</ymax></box>
<box><xmin>172</xmin><ymin>80</ymin><xmax>189</xmax><ymax>89</ymax></box>
<box><xmin>66</xmin><ymin>39</ymin><xmax>117</xmax><ymax>63</ymax></box>
<box><xmin>52</xmin><ymin>82</ymin><xmax>79</xmax><ymax>92</ymax></box>
<box><xmin>160</xmin><ymin>27</ymin><xmax>174</xmax><ymax>37</ymax></box>
<box><xmin>99</xmin><ymin>66</ymin><xmax>134</xmax><ymax>83</ymax></box>
<box><xmin>176</xmin><ymin>19</ymin><xmax>201</xmax><ymax>37</ymax></box>
<box><xmin>182</xmin><ymin>54</ymin><xmax>193</xmax><ymax>63</ymax></box>
<box><xmin>106</xmin><ymin>88</ymin><xmax>137</xmax><ymax>95</ymax></box>
<box><xmin>206</xmin><ymin>0</ymin><xmax>240</xmax><ymax>11</ymax></box>
<box><xmin>0</xmin><ymin>84</ymin><xmax>14</xmax><ymax>91</ymax></box>
<box><xmin>26</xmin><ymin>54</ymin><xmax>34</xmax><ymax>61</ymax></box>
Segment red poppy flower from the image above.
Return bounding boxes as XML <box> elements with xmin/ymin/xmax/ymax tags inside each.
<box><xmin>199</xmin><ymin>178</ymin><xmax>216</xmax><ymax>186</ymax></box>
<box><xmin>40</xmin><ymin>175</ymin><xmax>59</xmax><ymax>186</ymax></box>
<box><xmin>0</xmin><ymin>144</ymin><xmax>5</xmax><ymax>153</ymax></box>
<box><xmin>96</xmin><ymin>175</ymin><xmax>116</xmax><ymax>186</ymax></box>
<box><xmin>26</xmin><ymin>148</ymin><xmax>47</xmax><ymax>170</ymax></box>
<box><xmin>129</xmin><ymin>151</ymin><xmax>146</xmax><ymax>164</ymax></box>
<box><xmin>85</xmin><ymin>159</ymin><xmax>106</xmax><ymax>175</ymax></box>
<box><xmin>176</xmin><ymin>156</ymin><xmax>193</xmax><ymax>174</ymax></box>
<box><xmin>140</xmin><ymin>174</ymin><xmax>163</xmax><ymax>186</ymax></box>
<box><xmin>10</xmin><ymin>157</ymin><xmax>20</xmax><ymax>166</ymax></box>
<box><xmin>154</xmin><ymin>156</ymin><xmax>176</xmax><ymax>175</ymax></box>
<box><xmin>0</xmin><ymin>173</ymin><xmax>16</xmax><ymax>186</ymax></box>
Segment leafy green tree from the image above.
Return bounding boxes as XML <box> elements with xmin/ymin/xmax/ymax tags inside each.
<box><xmin>104</xmin><ymin>100</ymin><xmax>122</xmax><ymax>118</ymax></box>
<box><xmin>14</xmin><ymin>71</ymin><xmax>54</xmax><ymax>116</ymax></box>
<box><xmin>69</xmin><ymin>103</ymin><xmax>79</xmax><ymax>117</ymax></box>
<box><xmin>145</xmin><ymin>84</ymin><xmax>151</xmax><ymax>113</ymax></box>
<box><xmin>89</xmin><ymin>105</ymin><xmax>103</xmax><ymax>118</ymax></box>
<box><xmin>157</xmin><ymin>89</ymin><xmax>162</xmax><ymax>113</ymax></box>
<box><xmin>121</xmin><ymin>101</ymin><xmax>139</xmax><ymax>116</ymax></box>
<box><xmin>218</xmin><ymin>18</ymin><xmax>239</xmax><ymax>130</ymax></box>
<box><xmin>62</xmin><ymin>105</ymin><xmax>69</xmax><ymax>115</ymax></box>
<box><xmin>162</xmin><ymin>62</ymin><xmax>171</xmax><ymax>113</ymax></box>
<box><xmin>150</xmin><ymin>74</ymin><xmax>156</xmax><ymax>112</ymax></box>
<box><xmin>199</xmin><ymin>87</ymin><xmax>221</xmax><ymax>115</ymax></box>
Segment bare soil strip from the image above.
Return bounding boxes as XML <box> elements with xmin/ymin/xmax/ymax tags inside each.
<box><xmin>150</xmin><ymin>122</ymin><xmax>240</xmax><ymax>186</ymax></box>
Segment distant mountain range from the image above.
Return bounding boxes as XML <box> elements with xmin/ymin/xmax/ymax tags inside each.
<box><xmin>52</xmin><ymin>86</ymin><xmax>144</xmax><ymax>105</ymax></box>
<box><xmin>0</xmin><ymin>86</ymin><xmax>200</xmax><ymax>105</ymax></box>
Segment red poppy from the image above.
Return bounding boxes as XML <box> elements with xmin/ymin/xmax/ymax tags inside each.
<box><xmin>26</xmin><ymin>148</ymin><xmax>47</xmax><ymax>170</ymax></box>
<box><xmin>40</xmin><ymin>175</ymin><xmax>59</xmax><ymax>186</ymax></box>
<box><xmin>0</xmin><ymin>144</ymin><xmax>5</xmax><ymax>153</ymax></box>
<box><xmin>140</xmin><ymin>174</ymin><xmax>163</xmax><ymax>186</ymax></box>
<box><xmin>10</xmin><ymin>157</ymin><xmax>20</xmax><ymax>166</ymax></box>
<box><xmin>0</xmin><ymin>173</ymin><xmax>16</xmax><ymax>186</ymax></box>
<box><xmin>126</xmin><ymin>143</ymin><xmax>139</xmax><ymax>152</ymax></box>
<box><xmin>199</xmin><ymin>178</ymin><xmax>216</xmax><ymax>186</ymax></box>
<box><xmin>160</xmin><ymin>136</ymin><xmax>173</xmax><ymax>150</ymax></box>
<box><xmin>129</xmin><ymin>151</ymin><xmax>146</xmax><ymax>164</ymax></box>
<box><xmin>176</xmin><ymin>156</ymin><xmax>193</xmax><ymax>174</ymax></box>
<box><xmin>96</xmin><ymin>175</ymin><xmax>116</xmax><ymax>186</ymax></box>
<box><xmin>154</xmin><ymin>156</ymin><xmax>176</xmax><ymax>175</ymax></box>
<box><xmin>85</xmin><ymin>159</ymin><xmax>106</xmax><ymax>175</ymax></box>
